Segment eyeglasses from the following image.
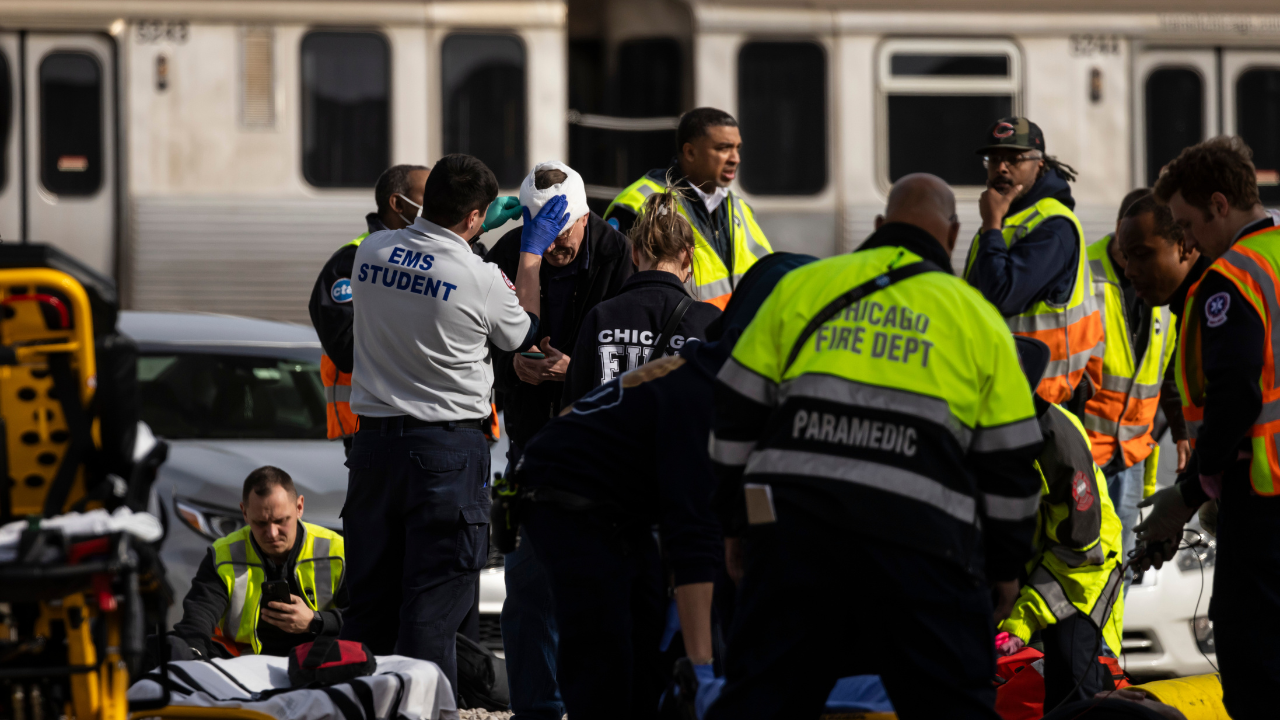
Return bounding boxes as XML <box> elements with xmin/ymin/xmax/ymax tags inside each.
<box><xmin>982</xmin><ymin>153</ymin><xmax>1043</xmax><ymax>169</ymax></box>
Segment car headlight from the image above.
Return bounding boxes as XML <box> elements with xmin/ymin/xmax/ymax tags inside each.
<box><xmin>175</xmin><ymin>497</ymin><xmax>245</xmax><ymax>540</ymax></box>
<box><xmin>1192</xmin><ymin>617</ymin><xmax>1216</xmax><ymax>655</ymax></box>
<box><xmin>1176</xmin><ymin>536</ymin><xmax>1217</xmax><ymax>573</ymax></box>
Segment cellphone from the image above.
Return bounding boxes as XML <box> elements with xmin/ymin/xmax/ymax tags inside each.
<box><xmin>520</xmin><ymin>352</ymin><xmax>546</xmax><ymax>359</ymax></box>
<box><xmin>261</xmin><ymin>580</ymin><xmax>292</xmax><ymax>607</ymax></box>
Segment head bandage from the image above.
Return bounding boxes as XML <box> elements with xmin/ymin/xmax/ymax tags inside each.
<box><xmin>519</xmin><ymin>161</ymin><xmax>590</xmax><ymax>229</ymax></box>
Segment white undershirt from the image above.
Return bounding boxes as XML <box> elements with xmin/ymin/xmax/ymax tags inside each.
<box><xmin>688</xmin><ymin>182</ymin><xmax>729</xmax><ymax>214</ymax></box>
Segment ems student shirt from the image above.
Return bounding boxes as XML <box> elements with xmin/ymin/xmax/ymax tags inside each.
<box><xmin>349</xmin><ymin>217</ymin><xmax>532</xmax><ymax>421</ymax></box>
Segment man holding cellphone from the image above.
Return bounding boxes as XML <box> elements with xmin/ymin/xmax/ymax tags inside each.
<box><xmin>172</xmin><ymin>466</ymin><xmax>347</xmax><ymax>658</ymax></box>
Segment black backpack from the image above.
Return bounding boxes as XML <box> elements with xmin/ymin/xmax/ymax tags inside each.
<box><xmin>455</xmin><ymin>633</ymin><xmax>510</xmax><ymax>711</ymax></box>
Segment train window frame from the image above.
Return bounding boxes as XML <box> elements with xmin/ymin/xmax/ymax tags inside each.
<box><xmin>876</xmin><ymin>38</ymin><xmax>1023</xmax><ymax>193</ymax></box>
<box><xmin>0</xmin><ymin>49</ymin><xmax>10</xmax><ymax>193</ymax></box>
<box><xmin>299</xmin><ymin>28</ymin><xmax>392</xmax><ymax>190</ymax></box>
<box><xmin>1142</xmin><ymin>65</ymin><xmax>1207</xmax><ymax>188</ymax></box>
<box><xmin>441</xmin><ymin>31</ymin><xmax>528</xmax><ymax>189</ymax></box>
<box><xmin>1222</xmin><ymin>51</ymin><xmax>1280</xmax><ymax>207</ymax></box>
<box><xmin>736</xmin><ymin>39</ymin><xmax>829</xmax><ymax>197</ymax></box>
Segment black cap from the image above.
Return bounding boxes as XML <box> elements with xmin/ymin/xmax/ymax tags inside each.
<box><xmin>975</xmin><ymin>117</ymin><xmax>1045</xmax><ymax>155</ymax></box>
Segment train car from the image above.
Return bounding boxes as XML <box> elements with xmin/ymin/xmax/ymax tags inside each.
<box><xmin>0</xmin><ymin>0</ymin><xmax>1277</xmax><ymax>322</ymax></box>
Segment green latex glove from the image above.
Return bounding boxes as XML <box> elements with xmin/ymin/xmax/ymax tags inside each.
<box><xmin>483</xmin><ymin>196</ymin><xmax>523</xmax><ymax>232</ymax></box>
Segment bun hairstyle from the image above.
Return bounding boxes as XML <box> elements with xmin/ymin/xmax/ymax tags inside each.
<box><xmin>630</xmin><ymin>176</ymin><xmax>695</xmax><ymax>267</ymax></box>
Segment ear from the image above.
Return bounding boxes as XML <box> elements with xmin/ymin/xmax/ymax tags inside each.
<box><xmin>874</xmin><ymin>214</ymin><xmax>886</xmax><ymax>230</ymax></box>
<box><xmin>240</xmin><ymin>502</ymin><xmax>248</xmax><ymax>522</ymax></box>
<box><xmin>946</xmin><ymin>220</ymin><xmax>960</xmax><ymax>256</ymax></box>
<box><xmin>296</xmin><ymin>494</ymin><xmax>304</xmax><ymax>518</ymax></box>
<box><xmin>1211</xmin><ymin>192</ymin><xmax>1230</xmax><ymax>219</ymax></box>
<box><xmin>387</xmin><ymin>194</ymin><xmax>401</xmax><ymax>214</ymax></box>
<box><xmin>681</xmin><ymin>141</ymin><xmax>696</xmax><ymax>162</ymax></box>
<box><xmin>682</xmin><ymin>247</ymin><xmax>693</xmax><ymax>271</ymax></box>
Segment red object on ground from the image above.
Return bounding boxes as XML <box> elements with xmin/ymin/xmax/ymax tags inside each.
<box><xmin>994</xmin><ymin>647</ymin><xmax>1132</xmax><ymax>720</ymax></box>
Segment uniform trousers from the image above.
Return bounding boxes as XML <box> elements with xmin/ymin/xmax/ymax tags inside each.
<box><xmin>705</xmin><ymin>499</ymin><xmax>1000</xmax><ymax>720</ymax></box>
<box><xmin>340</xmin><ymin>417</ymin><xmax>491</xmax><ymax>697</ymax></box>
<box><xmin>1210</xmin><ymin>460</ymin><xmax>1280</xmax><ymax>719</ymax></box>
<box><xmin>523</xmin><ymin>502</ymin><xmax>667</xmax><ymax>720</ymax></box>
<box><xmin>1040</xmin><ymin>613</ymin><xmax>1107</xmax><ymax>710</ymax></box>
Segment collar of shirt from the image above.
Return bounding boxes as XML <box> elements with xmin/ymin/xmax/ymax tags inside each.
<box><xmin>1233</xmin><ymin>209</ymin><xmax>1280</xmax><ymax>243</ymax></box>
<box><xmin>410</xmin><ymin>217</ymin><xmax>471</xmax><ymax>249</ymax></box>
<box><xmin>687</xmin><ymin>182</ymin><xmax>729</xmax><ymax>214</ymax></box>
<box><xmin>366</xmin><ymin>212</ymin><xmax>390</xmax><ymax>234</ymax></box>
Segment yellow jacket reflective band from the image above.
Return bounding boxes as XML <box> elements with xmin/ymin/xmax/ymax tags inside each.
<box><xmin>963</xmin><ymin>198</ymin><xmax>1104</xmax><ymax>405</ymax></box>
<box><xmin>321</xmin><ymin>232</ymin><xmax>368</xmax><ymax>440</ymax></box>
<box><xmin>999</xmin><ymin>406</ymin><xmax>1125</xmax><ymax>656</ymax></box>
<box><xmin>605</xmin><ymin>175</ymin><xmax>772</xmax><ymax>309</ymax></box>
<box><xmin>212</xmin><ymin>522</ymin><xmax>345</xmax><ymax>654</ymax></box>
<box><xmin>1082</xmin><ymin>236</ymin><xmax>1177</xmax><ymax>468</ymax></box>
<box><xmin>718</xmin><ymin>242</ymin><xmax>1041</xmax><ymax>550</ymax></box>
<box><xmin>1177</xmin><ymin>225</ymin><xmax>1280</xmax><ymax>496</ymax></box>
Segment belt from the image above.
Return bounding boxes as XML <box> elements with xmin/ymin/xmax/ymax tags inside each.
<box><xmin>360</xmin><ymin>415</ymin><xmax>484</xmax><ymax>430</ymax></box>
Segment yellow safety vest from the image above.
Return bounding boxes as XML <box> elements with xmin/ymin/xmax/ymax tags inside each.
<box><xmin>964</xmin><ymin>198</ymin><xmax>1104</xmax><ymax>404</ymax></box>
<box><xmin>212</xmin><ymin>521</ymin><xmax>345</xmax><ymax>654</ymax></box>
<box><xmin>1178</xmin><ymin>225</ymin><xmax>1280</xmax><ymax>495</ymax></box>
<box><xmin>322</xmin><ymin>232</ymin><xmax>367</xmax><ymax>440</ymax></box>
<box><xmin>1083</xmin><ymin>236</ymin><xmax>1176</xmax><ymax>469</ymax></box>
<box><xmin>714</xmin><ymin>242</ymin><xmax>1042</xmax><ymax>560</ymax></box>
<box><xmin>605</xmin><ymin>175</ymin><xmax>772</xmax><ymax>309</ymax></box>
<box><xmin>1000</xmin><ymin>406</ymin><xmax>1125</xmax><ymax>656</ymax></box>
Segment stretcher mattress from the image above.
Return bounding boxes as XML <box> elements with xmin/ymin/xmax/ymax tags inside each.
<box><xmin>127</xmin><ymin>654</ymin><xmax>459</xmax><ymax>720</ymax></box>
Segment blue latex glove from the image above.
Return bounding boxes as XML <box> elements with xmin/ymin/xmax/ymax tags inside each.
<box><xmin>694</xmin><ymin>672</ymin><xmax>725</xmax><ymax>720</ymax></box>
<box><xmin>692</xmin><ymin>663</ymin><xmax>715</xmax><ymax>686</ymax></box>
<box><xmin>483</xmin><ymin>196</ymin><xmax>522</xmax><ymax>232</ymax></box>
<box><xmin>520</xmin><ymin>194</ymin><xmax>569</xmax><ymax>255</ymax></box>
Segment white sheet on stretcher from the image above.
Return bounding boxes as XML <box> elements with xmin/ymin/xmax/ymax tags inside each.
<box><xmin>127</xmin><ymin>654</ymin><xmax>459</xmax><ymax>720</ymax></box>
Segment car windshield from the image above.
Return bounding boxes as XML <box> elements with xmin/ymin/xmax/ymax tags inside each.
<box><xmin>138</xmin><ymin>354</ymin><xmax>327</xmax><ymax>440</ymax></box>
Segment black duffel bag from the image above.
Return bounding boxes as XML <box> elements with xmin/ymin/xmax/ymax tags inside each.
<box><xmin>456</xmin><ymin>632</ymin><xmax>510</xmax><ymax>711</ymax></box>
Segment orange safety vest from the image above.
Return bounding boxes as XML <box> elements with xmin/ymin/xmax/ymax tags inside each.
<box><xmin>322</xmin><ymin>353</ymin><xmax>359</xmax><ymax>440</ymax></box>
<box><xmin>1177</xmin><ymin>224</ymin><xmax>1280</xmax><ymax>495</ymax></box>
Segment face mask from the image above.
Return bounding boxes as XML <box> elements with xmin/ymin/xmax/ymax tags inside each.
<box><xmin>395</xmin><ymin>193</ymin><xmax>422</xmax><ymax>227</ymax></box>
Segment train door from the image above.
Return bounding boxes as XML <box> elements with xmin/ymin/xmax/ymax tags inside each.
<box><xmin>0</xmin><ymin>33</ymin><xmax>116</xmax><ymax>276</ymax></box>
<box><xmin>1223</xmin><ymin>51</ymin><xmax>1280</xmax><ymax>207</ymax></box>
<box><xmin>1134</xmin><ymin>50</ymin><xmax>1218</xmax><ymax>188</ymax></box>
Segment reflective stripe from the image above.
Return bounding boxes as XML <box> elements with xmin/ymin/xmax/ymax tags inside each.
<box><xmin>311</xmin><ymin>537</ymin><xmax>333</xmax><ymax>610</ymax></box>
<box><xmin>225</xmin><ymin>541</ymin><xmax>250</xmax><ymax>639</ymax></box>
<box><xmin>984</xmin><ymin>491</ymin><xmax>1042</xmax><ymax>521</ymax></box>
<box><xmin>745</xmin><ymin>448</ymin><xmax>976</xmax><ymax>523</ymax></box>
<box><xmin>1043</xmin><ymin>343</ymin><xmax>1097</xmax><ymax>377</ymax></box>
<box><xmin>718</xmin><ymin>357</ymin><xmax>776</xmax><ymax>406</ymax></box>
<box><xmin>1099</xmin><ymin>373</ymin><xmax>1161</xmax><ymax>399</ymax></box>
<box><xmin>1005</xmin><ymin>300</ymin><xmax>1095</xmax><ymax>333</ymax></box>
<box><xmin>1029</xmin><ymin>564</ymin><xmax>1077</xmax><ymax>621</ymax></box>
<box><xmin>1186</xmin><ymin>418</ymin><xmax>1203</xmax><ymax>441</ymax></box>
<box><xmin>637</xmin><ymin>184</ymin><xmax>655</xmax><ymax>199</ymax></box>
<box><xmin>971</xmin><ymin>417</ymin><xmax>1042</xmax><ymax>453</ymax></box>
<box><xmin>708</xmin><ymin>433</ymin><xmax>755</xmax><ymax>466</ymax></box>
<box><xmin>1258</xmin><ymin>397</ymin><xmax>1280</xmax><ymax>425</ymax></box>
<box><xmin>697</xmin><ymin>276</ymin><xmax>734</xmax><ymax>302</ymax></box>
<box><xmin>1099</xmin><ymin>374</ymin><xmax>1133</xmax><ymax>393</ymax></box>
<box><xmin>332</xmin><ymin>385</ymin><xmax>352</xmax><ymax>403</ymax></box>
<box><xmin>1220</xmin><ymin>248</ymin><xmax>1280</xmax><ymax>388</ymax></box>
<box><xmin>1090</xmin><ymin>565</ymin><xmax>1123</xmax><ymax>628</ymax></box>
<box><xmin>733</xmin><ymin>195</ymin><xmax>770</xmax><ymax>259</ymax></box>
<box><xmin>1082</xmin><ymin>412</ymin><xmax>1150</xmax><ymax>441</ymax></box>
<box><xmin>1050</xmin><ymin>542</ymin><xmax>1105</xmax><ymax>568</ymax></box>
<box><xmin>778</xmin><ymin>374</ymin><xmax>972</xmax><ymax>448</ymax></box>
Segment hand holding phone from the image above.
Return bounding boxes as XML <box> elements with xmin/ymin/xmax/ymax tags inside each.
<box><xmin>520</xmin><ymin>352</ymin><xmax>546</xmax><ymax>359</ymax></box>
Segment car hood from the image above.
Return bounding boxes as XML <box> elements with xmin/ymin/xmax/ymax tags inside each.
<box><xmin>158</xmin><ymin>439</ymin><xmax>348</xmax><ymax>529</ymax></box>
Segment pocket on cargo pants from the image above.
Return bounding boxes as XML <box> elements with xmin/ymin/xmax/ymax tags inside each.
<box><xmin>456</xmin><ymin>502</ymin><xmax>491</xmax><ymax>572</ymax></box>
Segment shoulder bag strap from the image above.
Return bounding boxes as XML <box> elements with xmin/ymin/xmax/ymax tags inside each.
<box><xmin>783</xmin><ymin>260</ymin><xmax>944</xmax><ymax>374</ymax></box>
<box><xmin>650</xmin><ymin>295</ymin><xmax>696</xmax><ymax>362</ymax></box>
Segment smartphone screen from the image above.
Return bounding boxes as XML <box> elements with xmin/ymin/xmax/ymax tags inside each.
<box><xmin>520</xmin><ymin>352</ymin><xmax>546</xmax><ymax>359</ymax></box>
<box><xmin>262</xmin><ymin>580</ymin><xmax>291</xmax><ymax>607</ymax></box>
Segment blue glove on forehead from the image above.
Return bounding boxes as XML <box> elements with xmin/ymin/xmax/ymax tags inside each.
<box><xmin>520</xmin><ymin>194</ymin><xmax>570</xmax><ymax>256</ymax></box>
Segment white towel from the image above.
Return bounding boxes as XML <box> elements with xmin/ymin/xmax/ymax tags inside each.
<box><xmin>519</xmin><ymin>161</ymin><xmax>589</xmax><ymax>228</ymax></box>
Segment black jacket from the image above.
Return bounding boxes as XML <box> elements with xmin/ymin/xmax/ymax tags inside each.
<box><xmin>486</xmin><ymin>212</ymin><xmax>633</xmax><ymax>446</ymax></box>
<box><xmin>518</xmin><ymin>338</ymin><xmax>728</xmax><ymax>586</ymax></box>
<box><xmin>563</xmin><ymin>270</ymin><xmax>720</xmax><ymax>404</ymax></box>
<box><xmin>967</xmin><ymin>169</ymin><xmax>1081</xmax><ymax>316</ymax></box>
<box><xmin>309</xmin><ymin>214</ymin><xmax>387</xmax><ymax>373</ymax></box>
<box><xmin>172</xmin><ymin>523</ymin><xmax>346</xmax><ymax>658</ymax></box>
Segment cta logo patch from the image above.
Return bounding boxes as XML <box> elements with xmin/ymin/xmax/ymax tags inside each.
<box><xmin>1071</xmin><ymin>470</ymin><xmax>1095</xmax><ymax>512</ymax></box>
<box><xmin>1205</xmin><ymin>291</ymin><xmax>1230</xmax><ymax>328</ymax></box>
<box><xmin>331</xmin><ymin>278</ymin><xmax>353</xmax><ymax>303</ymax></box>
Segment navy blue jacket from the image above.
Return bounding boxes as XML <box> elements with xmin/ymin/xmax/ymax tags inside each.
<box><xmin>563</xmin><ymin>270</ymin><xmax>721</xmax><ymax>405</ymax></box>
<box><xmin>967</xmin><ymin>169</ymin><xmax>1080</xmax><ymax>315</ymax></box>
<box><xmin>515</xmin><ymin>337</ymin><xmax>728</xmax><ymax>586</ymax></box>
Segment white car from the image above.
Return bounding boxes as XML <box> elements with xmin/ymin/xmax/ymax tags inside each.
<box><xmin>123</xmin><ymin>311</ymin><xmax>507</xmax><ymax>651</ymax></box>
<box><xmin>1117</xmin><ymin>434</ymin><xmax>1218</xmax><ymax>678</ymax></box>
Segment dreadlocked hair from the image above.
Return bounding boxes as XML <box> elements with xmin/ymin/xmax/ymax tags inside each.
<box><xmin>630</xmin><ymin>177</ymin><xmax>695</xmax><ymax>266</ymax></box>
<box><xmin>1042</xmin><ymin>155</ymin><xmax>1078</xmax><ymax>183</ymax></box>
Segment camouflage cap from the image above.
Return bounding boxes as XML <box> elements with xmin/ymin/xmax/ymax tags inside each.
<box><xmin>975</xmin><ymin>117</ymin><xmax>1045</xmax><ymax>155</ymax></box>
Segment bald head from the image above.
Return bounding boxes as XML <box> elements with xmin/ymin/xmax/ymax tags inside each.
<box><xmin>877</xmin><ymin>174</ymin><xmax>960</xmax><ymax>255</ymax></box>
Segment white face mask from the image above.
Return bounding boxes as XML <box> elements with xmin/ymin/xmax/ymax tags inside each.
<box><xmin>395</xmin><ymin>193</ymin><xmax>422</xmax><ymax>227</ymax></box>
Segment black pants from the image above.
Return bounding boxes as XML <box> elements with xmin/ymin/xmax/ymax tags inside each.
<box><xmin>339</xmin><ymin>417</ymin><xmax>491</xmax><ymax>697</ymax></box>
<box><xmin>1210</xmin><ymin>464</ymin><xmax>1280</xmax><ymax>720</ymax></box>
<box><xmin>1040</xmin><ymin>613</ymin><xmax>1107</xmax><ymax>710</ymax></box>
<box><xmin>523</xmin><ymin>503</ymin><xmax>666</xmax><ymax>720</ymax></box>
<box><xmin>705</xmin><ymin>500</ymin><xmax>1000</xmax><ymax>720</ymax></box>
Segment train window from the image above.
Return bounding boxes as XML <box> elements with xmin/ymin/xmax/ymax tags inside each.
<box><xmin>1145</xmin><ymin>68</ymin><xmax>1203</xmax><ymax>187</ymax></box>
<box><xmin>39</xmin><ymin>52</ymin><xmax>102</xmax><ymax>196</ymax></box>
<box><xmin>878</xmin><ymin>40</ymin><xmax>1021</xmax><ymax>187</ymax></box>
<box><xmin>0</xmin><ymin>52</ymin><xmax>9</xmax><ymax>192</ymax></box>
<box><xmin>300</xmin><ymin>31</ymin><xmax>389</xmax><ymax>189</ymax></box>
<box><xmin>618</xmin><ymin>38</ymin><xmax>682</xmax><ymax>118</ymax></box>
<box><xmin>738</xmin><ymin>41</ymin><xmax>827</xmax><ymax>196</ymax></box>
<box><xmin>443</xmin><ymin>33</ymin><xmax>526</xmax><ymax>188</ymax></box>
<box><xmin>1236</xmin><ymin>68</ymin><xmax>1280</xmax><ymax>205</ymax></box>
